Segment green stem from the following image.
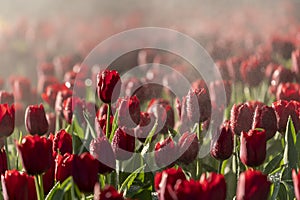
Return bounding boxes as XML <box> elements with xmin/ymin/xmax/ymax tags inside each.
<box><xmin>218</xmin><ymin>160</ymin><xmax>223</xmax><ymax>174</ymax></box>
<box><xmin>34</xmin><ymin>175</ymin><xmax>44</xmax><ymax>200</ymax></box>
<box><xmin>4</xmin><ymin>138</ymin><xmax>10</xmax><ymax>170</ymax></box>
<box><xmin>106</xmin><ymin>103</ymin><xmax>111</xmax><ymax>138</ymax></box>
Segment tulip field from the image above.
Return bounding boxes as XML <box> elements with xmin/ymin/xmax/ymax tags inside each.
<box><xmin>1</xmin><ymin>1</ymin><xmax>300</xmax><ymax>200</ymax></box>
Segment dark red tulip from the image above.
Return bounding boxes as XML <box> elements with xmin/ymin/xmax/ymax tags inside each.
<box><xmin>97</xmin><ymin>70</ymin><xmax>121</xmax><ymax>104</ymax></box>
<box><xmin>245</xmin><ymin>100</ymin><xmax>264</xmax><ymax>110</ymax></box>
<box><xmin>200</xmin><ymin>172</ymin><xmax>227</xmax><ymax>200</ymax></box>
<box><xmin>174</xmin><ymin>179</ymin><xmax>202</xmax><ymax>200</ymax></box>
<box><xmin>240</xmin><ymin>129</ymin><xmax>266</xmax><ymax>167</ymax></box>
<box><xmin>53</xmin><ymin>129</ymin><xmax>72</xmax><ymax>155</ymax></box>
<box><xmin>27</xmin><ymin>175</ymin><xmax>38</xmax><ymax>200</ymax></box>
<box><xmin>211</xmin><ymin>120</ymin><xmax>234</xmax><ymax>160</ymax></box>
<box><xmin>94</xmin><ymin>185</ymin><xmax>124</xmax><ymax>200</ymax></box>
<box><xmin>269</xmin><ymin>66</ymin><xmax>295</xmax><ymax>94</ymax></box>
<box><xmin>90</xmin><ymin>136</ymin><xmax>116</xmax><ymax>174</ymax></box>
<box><xmin>55</xmin><ymin>87</ymin><xmax>73</xmax><ymax>116</ymax></box>
<box><xmin>72</xmin><ymin>152</ymin><xmax>99</xmax><ymax>193</ymax></box>
<box><xmin>186</xmin><ymin>88</ymin><xmax>211</xmax><ymax>124</ymax></box>
<box><xmin>42</xmin><ymin>83</ymin><xmax>68</xmax><ymax>109</ymax></box>
<box><xmin>209</xmin><ymin>80</ymin><xmax>232</xmax><ymax>106</ymax></box>
<box><xmin>147</xmin><ymin>99</ymin><xmax>174</xmax><ymax>134</ymax></box>
<box><xmin>154</xmin><ymin>168</ymin><xmax>186</xmax><ymax>200</ymax></box>
<box><xmin>155</xmin><ymin>137</ymin><xmax>177</xmax><ymax>168</ymax></box>
<box><xmin>17</xmin><ymin>135</ymin><xmax>53</xmax><ymax>175</ymax></box>
<box><xmin>272</xmin><ymin>100</ymin><xmax>300</xmax><ymax>134</ymax></box>
<box><xmin>117</xmin><ymin>96</ymin><xmax>141</xmax><ymax>128</ymax></box>
<box><xmin>276</xmin><ymin>83</ymin><xmax>300</xmax><ymax>102</ymax></box>
<box><xmin>292</xmin><ymin>169</ymin><xmax>300</xmax><ymax>200</ymax></box>
<box><xmin>236</xmin><ymin>169</ymin><xmax>271</xmax><ymax>200</ymax></box>
<box><xmin>230</xmin><ymin>103</ymin><xmax>254</xmax><ymax>136</ymax></box>
<box><xmin>271</xmin><ymin>36</ymin><xmax>295</xmax><ymax>59</ymax></box>
<box><xmin>0</xmin><ymin>104</ymin><xmax>15</xmax><ymax>137</ymax></box>
<box><xmin>112</xmin><ymin>128</ymin><xmax>135</xmax><ymax>160</ymax></box>
<box><xmin>46</xmin><ymin>112</ymin><xmax>57</xmax><ymax>134</ymax></box>
<box><xmin>292</xmin><ymin>49</ymin><xmax>300</xmax><ymax>75</ymax></box>
<box><xmin>134</xmin><ymin>112</ymin><xmax>156</xmax><ymax>142</ymax></box>
<box><xmin>240</xmin><ymin>56</ymin><xmax>264</xmax><ymax>87</ymax></box>
<box><xmin>55</xmin><ymin>153</ymin><xmax>73</xmax><ymax>182</ymax></box>
<box><xmin>0</xmin><ymin>91</ymin><xmax>14</xmax><ymax>105</ymax></box>
<box><xmin>252</xmin><ymin>105</ymin><xmax>277</xmax><ymax>140</ymax></box>
<box><xmin>0</xmin><ymin>148</ymin><xmax>7</xmax><ymax>175</ymax></box>
<box><xmin>62</xmin><ymin>97</ymin><xmax>84</xmax><ymax>124</ymax></box>
<box><xmin>178</xmin><ymin>132</ymin><xmax>199</xmax><ymax>165</ymax></box>
<box><xmin>25</xmin><ymin>104</ymin><xmax>49</xmax><ymax>136</ymax></box>
<box><xmin>1</xmin><ymin>170</ymin><xmax>29</xmax><ymax>200</ymax></box>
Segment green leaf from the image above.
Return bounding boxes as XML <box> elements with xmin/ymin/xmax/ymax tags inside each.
<box><xmin>83</xmin><ymin>111</ymin><xmax>96</xmax><ymax>139</ymax></box>
<box><xmin>263</xmin><ymin>152</ymin><xmax>283</xmax><ymax>174</ymax></box>
<box><xmin>283</xmin><ymin>116</ymin><xmax>298</xmax><ymax>170</ymax></box>
<box><xmin>73</xmin><ymin>117</ymin><xmax>85</xmax><ymax>139</ymax></box>
<box><xmin>270</xmin><ymin>182</ymin><xmax>280</xmax><ymax>200</ymax></box>
<box><xmin>119</xmin><ymin>164</ymin><xmax>146</xmax><ymax>194</ymax></box>
<box><xmin>143</xmin><ymin>121</ymin><xmax>158</xmax><ymax>146</ymax></box>
<box><xmin>281</xmin><ymin>181</ymin><xmax>295</xmax><ymax>200</ymax></box>
<box><xmin>45</xmin><ymin>182</ymin><xmax>61</xmax><ymax>200</ymax></box>
<box><xmin>109</xmin><ymin>109</ymin><xmax>119</xmax><ymax>142</ymax></box>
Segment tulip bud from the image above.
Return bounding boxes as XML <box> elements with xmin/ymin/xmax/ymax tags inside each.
<box><xmin>53</xmin><ymin>129</ymin><xmax>72</xmax><ymax>155</ymax></box>
<box><xmin>230</xmin><ymin>103</ymin><xmax>254</xmax><ymax>135</ymax></box>
<box><xmin>178</xmin><ymin>132</ymin><xmax>199</xmax><ymax>165</ymax></box>
<box><xmin>112</xmin><ymin>128</ymin><xmax>135</xmax><ymax>160</ymax></box>
<box><xmin>25</xmin><ymin>104</ymin><xmax>49</xmax><ymax>136</ymax></box>
<box><xmin>0</xmin><ymin>148</ymin><xmax>7</xmax><ymax>175</ymax></box>
<box><xmin>240</xmin><ymin>129</ymin><xmax>266</xmax><ymax>167</ymax></box>
<box><xmin>186</xmin><ymin>88</ymin><xmax>211</xmax><ymax>124</ymax></box>
<box><xmin>211</xmin><ymin>120</ymin><xmax>234</xmax><ymax>160</ymax></box>
<box><xmin>117</xmin><ymin>96</ymin><xmax>141</xmax><ymax>128</ymax></box>
<box><xmin>97</xmin><ymin>70</ymin><xmax>121</xmax><ymax>103</ymax></box>
<box><xmin>272</xmin><ymin>100</ymin><xmax>300</xmax><ymax>134</ymax></box>
<box><xmin>72</xmin><ymin>152</ymin><xmax>99</xmax><ymax>193</ymax></box>
<box><xmin>0</xmin><ymin>104</ymin><xmax>15</xmax><ymax>137</ymax></box>
<box><xmin>292</xmin><ymin>169</ymin><xmax>300</xmax><ymax>200</ymax></box>
<box><xmin>252</xmin><ymin>105</ymin><xmax>277</xmax><ymax>140</ymax></box>
<box><xmin>155</xmin><ymin>137</ymin><xmax>177</xmax><ymax>168</ymax></box>
<box><xmin>200</xmin><ymin>172</ymin><xmax>227</xmax><ymax>200</ymax></box>
<box><xmin>154</xmin><ymin>168</ymin><xmax>186</xmax><ymax>200</ymax></box>
<box><xmin>90</xmin><ymin>136</ymin><xmax>116</xmax><ymax>174</ymax></box>
<box><xmin>276</xmin><ymin>82</ymin><xmax>300</xmax><ymax>102</ymax></box>
<box><xmin>134</xmin><ymin>112</ymin><xmax>156</xmax><ymax>142</ymax></box>
<box><xmin>1</xmin><ymin>170</ymin><xmax>29</xmax><ymax>200</ymax></box>
<box><xmin>0</xmin><ymin>91</ymin><xmax>14</xmax><ymax>105</ymax></box>
<box><xmin>17</xmin><ymin>135</ymin><xmax>53</xmax><ymax>175</ymax></box>
<box><xmin>55</xmin><ymin>153</ymin><xmax>73</xmax><ymax>182</ymax></box>
<box><xmin>236</xmin><ymin>169</ymin><xmax>271</xmax><ymax>200</ymax></box>
<box><xmin>94</xmin><ymin>185</ymin><xmax>124</xmax><ymax>200</ymax></box>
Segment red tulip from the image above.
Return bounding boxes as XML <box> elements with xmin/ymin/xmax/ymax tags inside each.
<box><xmin>236</xmin><ymin>169</ymin><xmax>271</xmax><ymax>200</ymax></box>
<box><xmin>174</xmin><ymin>179</ymin><xmax>202</xmax><ymax>200</ymax></box>
<box><xmin>185</xmin><ymin>88</ymin><xmax>211</xmax><ymax>124</ymax></box>
<box><xmin>269</xmin><ymin>66</ymin><xmax>295</xmax><ymax>94</ymax></box>
<box><xmin>252</xmin><ymin>105</ymin><xmax>277</xmax><ymax>140</ymax></box>
<box><xmin>272</xmin><ymin>100</ymin><xmax>300</xmax><ymax>134</ymax></box>
<box><xmin>46</xmin><ymin>112</ymin><xmax>57</xmax><ymax>134</ymax></box>
<box><xmin>154</xmin><ymin>168</ymin><xmax>186</xmax><ymax>200</ymax></box>
<box><xmin>1</xmin><ymin>170</ymin><xmax>29</xmax><ymax>200</ymax></box>
<box><xmin>42</xmin><ymin>83</ymin><xmax>68</xmax><ymax>109</ymax></box>
<box><xmin>292</xmin><ymin>169</ymin><xmax>300</xmax><ymax>200</ymax></box>
<box><xmin>178</xmin><ymin>132</ymin><xmax>199</xmax><ymax>165</ymax></box>
<box><xmin>211</xmin><ymin>120</ymin><xmax>234</xmax><ymax>160</ymax></box>
<box><xmin>240</xmin><ymin>56</ymin><xmax>264</xmax><ymax>87</ymax></box>
<box><xmin>27</xmin><ymin>175</ymin><xmax>38</xmax><ymax>200</ymax></box>
<box><xmin>54</xmin><ymin>87</ymin><xmax>73</xmax><ymax>116</ymax></box>
<box><xmin>0</xmin><ymin>91</ymin><xmax>14</xmax><ymax>105</ymax></box>
<box><xmin>17</xmin><ymin>135</ymin><xmax>53</xmax><ymax>175</ymax></box>
<box><xmin>200</xmin><ymin>172</ymin><xmax>227</xmax><ymax>200</ymax></box>
<box><xmin>112</xmin><ymin>128</ymin><xmax>135</xmax><ymax>160</ymax></box>
<box><xmin>97</xmin><ymin>70</ymin><xmax>121</xmax><ymax>103</ymax></box>
<box><xmin>42</xmin><ymin>152</ymin><xmax>55</xmax><ymax>194</ymax></box>
<box><xmin>0</xmin><ymin>104</ymin><xmax>15</xmax><ymax>137</ymax></box>
<box><xmin>155</xmin><ymin>137</ymin><xmax>177</xmax><ymax>168</ymax></box>
<box><xmin>62</xmin><ymin>97</ymin><xmax>84</xmax><ymax>124</ymax></box>
<box><xmin>240</xmin><ymin>129</ymin><xmax>266</xmax><ymax>167</ymax></box>
<box><xmin>94</xmin><ymin>185</ymin><xmax>124</xmax><ymax>200</ymax></box>
<box><xmin>72</xmin><ymin>152</ymin><xmax>99</xmax><ymax>193</ymax></box>
<box><xmin>25</xmin><ymin>104</ymin><xmax>49</xmax><ymax>136</ymax></box>
<box><xmin>134</xmin><ymin>112</ymin><xmax>156</xmax><ymax>142</ymax></box>
<box><xmin>90</xmin><ymin>136</ymin><xmax>116</xmax><ymax>174</ymax></box>
<box><xmin>53</xmin><ymin>129</ymin><xmax>72</xmax><ymax>155</ymax></box>
<box><xmin>117</xmin><ymin>96</ymin><xmax>141</xmax><ymax>128</ymax></box>
<box><xmin>276</xmin><ymin>82</ymin><xmax>300</xmax><ymax>102</ymax></box>
<box><xmin>55</xmin><ymin>153</ymin><xmax>73</xmax><ymax>182</ymax></box>
<box><xmin>0</xmin><ymin>148</ymin><xmax>7</xmax><ymax>175</ymax></box>
<box><xmin>230</xmin><ymin>103</ymin><xmax>254</xmax><ymax>135</ymax></box>
<box><xmin>11</xmin><ymin>76</ymin><xmax>32</xmax><ymax>103</ymax></box>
